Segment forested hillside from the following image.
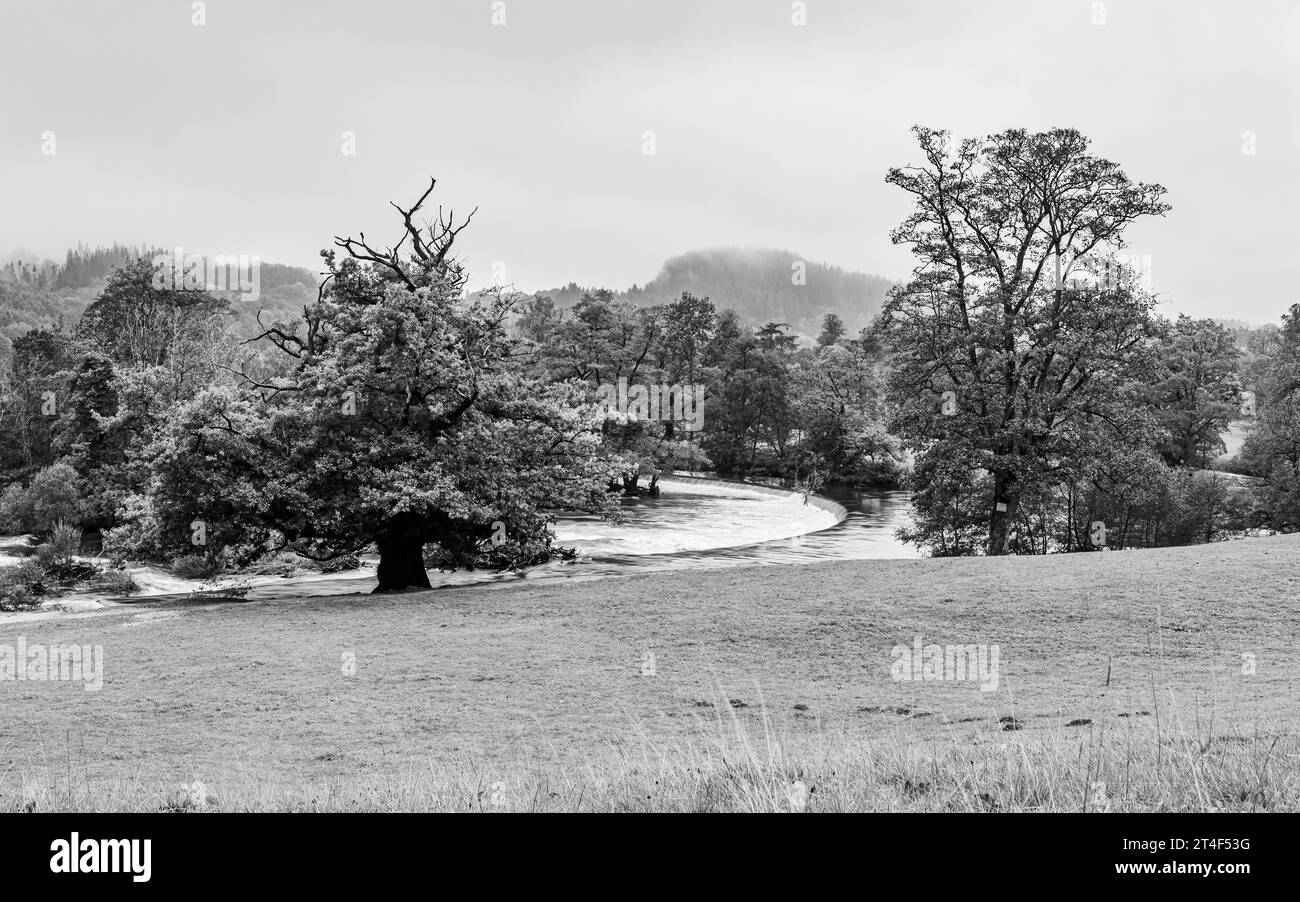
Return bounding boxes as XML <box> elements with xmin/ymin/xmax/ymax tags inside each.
<box><xmin>533</xmin><ymin>247</ymin><xmax>895</xmax><ymax>341</ymax></box>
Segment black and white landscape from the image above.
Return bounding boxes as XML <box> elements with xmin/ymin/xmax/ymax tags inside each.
<box><xmin>0</xmin><ymin>0</ymin><xmax>1295</xmax><ymax>848</ymax></box>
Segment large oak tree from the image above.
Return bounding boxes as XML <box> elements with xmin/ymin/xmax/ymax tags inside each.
<box><xmin>146</xmin><ymin>180</ymin><xmax>621</xmax><ymax>590</ymax></box>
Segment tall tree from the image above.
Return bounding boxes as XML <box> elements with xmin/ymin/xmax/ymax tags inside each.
<box><xmin>878</xmin><ymin>126</ymin><xmax>1170</xmax><ymax>555</ymax></box>
<box><xmin>816</xmin><ymin>312</ymin><xmax>846</xmax><ymax>347</ymax></box>
<box><xmin>4</xmin><ymin>328</ymin><xmax>72</xmax><ymax>470</ymax></box>
<box><xmin>515</xmin><ymin>294</ymin><xmax>561</xmax><ymax>344</ymax></box>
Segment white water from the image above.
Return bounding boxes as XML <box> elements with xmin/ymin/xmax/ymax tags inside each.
<box><xmin>554</xmin><ymin>479</ymin><xmax>838</xmax><ymax>556</ymax></box>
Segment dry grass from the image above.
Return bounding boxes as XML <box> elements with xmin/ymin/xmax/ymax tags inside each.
<box><xmin>2</xmin><ymin>534</ymin><xmax>1297</xmax><ymax>812</ymax></box>
<box><xmin>9</xmin><ymin>697</ymin><xmax>1295</xmax><ymax>812</ymax></box>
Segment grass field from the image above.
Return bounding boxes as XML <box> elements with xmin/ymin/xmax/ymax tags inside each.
<box><xmin>2</xmin><ymin>535</ymin><xmax>1297</xmax><ymax>812</ymax></box>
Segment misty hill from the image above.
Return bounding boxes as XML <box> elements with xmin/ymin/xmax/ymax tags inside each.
<box><xmin>535</xmin><ymin>248</ymin><xmax>895</xmax><ymax>338</ymax></box>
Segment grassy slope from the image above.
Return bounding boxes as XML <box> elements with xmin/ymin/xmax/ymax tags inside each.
<box><xmin>2</xmin><ymin>536</ymin><xmax>1297</xmax><ymax>812</ymax></box>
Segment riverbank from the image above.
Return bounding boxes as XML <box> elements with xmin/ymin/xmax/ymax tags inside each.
<box><xmin>3</xmin><ymin>534</ymin><xmax>1296</xmax><ymax>811</ymax></box>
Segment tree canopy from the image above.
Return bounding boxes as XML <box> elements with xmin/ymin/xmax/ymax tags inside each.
<box><xmin>878</xmin><ymin>126</ymin><xmax>1171</xmax><ymax>554</ymax></box>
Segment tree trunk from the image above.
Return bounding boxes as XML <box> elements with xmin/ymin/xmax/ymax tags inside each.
<box><xmin>374</xmin><ymin>529</ymin><xmax>431</xmax><ymax>592</ymax></box>
<box><xmin>987</xmin><ymin>472</ymin><xmax>1020</xmax><ymax>556</ymax></box>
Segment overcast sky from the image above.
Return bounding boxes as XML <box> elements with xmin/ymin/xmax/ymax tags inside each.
<box><xmin>2</xmin><ymin>0</ymin><xmax>1296</xmax><ymax>322</ymax></box>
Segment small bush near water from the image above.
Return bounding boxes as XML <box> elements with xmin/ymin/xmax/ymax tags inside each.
<box><xmin>0</xmin><ymin>524</ymin><xmax>101</xmax><ymax>610</ymax></box>
<box><xmin>91</xmin><ymin>568</ymin><xmax>139</xmax><ymax>596</ymax></box>
<box><xmin>171</xmin><ymin>554</ymin><xmax>219</xmax><ymax>580</ymax></box>
<box><xmin>35</xmin><ymin>523</ymin><xmax>97</xmax><ymax>582</ymax></box>
<box><xmin>0</xmin><ymin>558</ymin><xmax>47</xmax><ymax>611</ymax></box>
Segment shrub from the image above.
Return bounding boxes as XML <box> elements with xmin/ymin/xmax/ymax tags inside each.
<box><xmin>0</xmin><ymin>558</ymin><xmax>48</xmax><ymax>611</ymax></box>
<box><xmin>186</xmin><ymin>575</ymin><xmax>251</xmax><ymax>601</ymax></box>
<box><xmin>1</xmin><ymin>558</ymin><xmax>48</xmax><ymax>591</ymax></box>
<box><xmin>42</xmin><ymin>522</ymin><xmax>82</xmax><ymax>566</ymax></box>
<box><xmin>33</xmin><ymin>524</ymin><xmax>99</xmax><ymax>584</ymax></box>
<box><xmin>0</xmin><ymin>584</ymin><xmax>38</xmax><ymax>612</ymax></box>
<box><xmin>92</xmin><ymin>568</ymin><xmax>139</xmax><ymax>596</ymax></box>
<box><xmin>101</xmin><ymin>517</ymin><xmax>161</xmax><ymax>565</ymax></box>
<box><xmin>171</xmin><ymin>554</ymin><xmax>218</xmax><ymax>580</ymax></box>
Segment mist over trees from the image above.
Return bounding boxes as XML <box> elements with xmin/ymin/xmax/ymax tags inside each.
<box><xmin>534</xmin><ymin>247</ymin><xmax>895</xmax><ymax>341</ymax></box>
